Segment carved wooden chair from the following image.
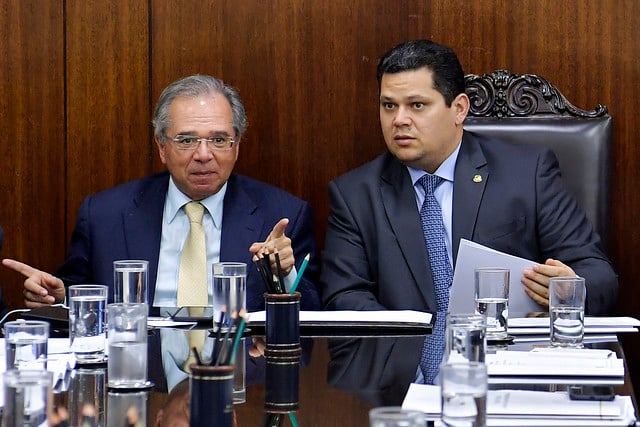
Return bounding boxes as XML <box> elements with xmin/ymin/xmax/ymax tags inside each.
<box><xmin>463</xmin><ymin>70</ymin><xmax>612</xmax><ymax>246</ymax></box>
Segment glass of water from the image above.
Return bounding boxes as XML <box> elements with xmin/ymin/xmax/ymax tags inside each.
<box><xmin>445</xmin><ymin>313</ymin><xmax>486</xmax><ymax>363</ymax></box>
<box><xmin>107</xmin><ymin>303</ymin><xmax>148</xmax><ymax>388</ymax></box>
<box><xmin>69</xmin><ymin>284</ymin><xmax>108</xmax><ymax>363</ymax></box>
<box><xmin>549</xmin><ymin>276</ymin><xmax>586</xmax><ymax>347</ymax></box>
<box><xmin>212</xmin><ymin>262</ymin><xmax>247</xmax><ymax>325</ymax></box>
<box><xmin>113</xmin><ymin>260</ymin><xmax>149</xmax><ymax>305</ymax></box>
<box><xmin>212</xmin><ymin>262</ymin><xmax>247</xmax><ymax>404</ymax></box>
<box><xmin>474</xmin><ymin>267</ymin><xmax>510</xmax><ymax>340</ymax></box>
<box><xmin>440</xmin><ymin>362</ymin><xmax>488</xmax><ymax>427</ymax></box>
<box><xmin>5</xmin><ymin>320</ymin><xmax>49</xmax><ymax>370</ymax></box>
<box><xmin>369</xmin><ymin>406</ymin><xmax>424</xmax><ymax>427</ymax></box>
<box><xmin>3</xmin><ymin>369</ymin><xmax>53</xmax><ymax>427</ymax></box>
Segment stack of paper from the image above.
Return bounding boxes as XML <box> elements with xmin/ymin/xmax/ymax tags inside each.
<box><xmin>486</xmin><ymin>348</ymin><xmax>625</xmax><ymax>385</ymax></box>
<box><xmin>402</xmin><ymin>383</ymin><xmax>637</xmax><ymax>426</ymax></box>
<box><xmin>246</xmin><ymin>310</ymin><xmax>433</xmax><ymax>337</ymax></box>
<box><xmin>508</xmin><ymin>317</ymin><xmax>640</xmax><ymax>335</ymax></box>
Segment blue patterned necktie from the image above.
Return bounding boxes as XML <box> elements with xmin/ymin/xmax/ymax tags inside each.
<box><xmin>418</xmin><ymin>174</ymin><xmax>453</xmax><ymax>384</ymax></box>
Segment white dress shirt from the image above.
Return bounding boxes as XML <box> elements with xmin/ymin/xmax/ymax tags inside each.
<box><xmin>153</xmin><ymin>177</ymin><xmax>226</xmax><ymax>308</ymax></box>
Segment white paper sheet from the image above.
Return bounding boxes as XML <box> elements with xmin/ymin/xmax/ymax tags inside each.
<box><xmin>247</xmin><ymin>310</ymin><xmax>433</xmax><ymax>325</ymax></box>
<box><xmin>402</xmin><ymin>383</ymin><xmax>637</xmax><ymax>426</ymax></box>
<box><xmin>450</xmin><ymin>239</ymin><xmax>546</xmax><ymax>314</ymax></box>
<box><xmin>486</xmin><ymin>349</ymin><xmax>624</xmax><ymax>377</ymax></box>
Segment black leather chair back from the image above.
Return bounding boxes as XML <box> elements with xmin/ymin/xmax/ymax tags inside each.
<box><xmin>463</xmin><ymin>70</ymin><xmax>611</xmax><ymax>246</ymax></box>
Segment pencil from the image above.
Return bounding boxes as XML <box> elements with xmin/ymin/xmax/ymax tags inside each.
<box><xmin>289</xmin><ymin>253</ymin><xmax>310</xmax><ymax>294</ymax></box>
<box><xmin>228</xmin><ymin>311</ymin><xmax>248</xmax><ymax>365</ymax></box>
<box><xmin>274</xmin><ymin>251</ymin><xmax>286</xmax><ymax>292</ymax></box>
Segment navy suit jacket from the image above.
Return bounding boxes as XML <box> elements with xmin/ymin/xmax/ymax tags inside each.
<box><xmin>321</xmin><ymin>131</ymin><xmax>617</xmax><ymax>315</ymax></box>
<box><xmin>55</xmin><ymin>172</ymin><xmax>320</xmax><ymax>315</ymax></box>
<box><xmin>321</xmin><ymin>131</ymin><xmax>618</xmax><ymax>402</ymax></box>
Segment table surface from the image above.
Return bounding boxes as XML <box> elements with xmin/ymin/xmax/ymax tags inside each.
<box><xmin>37</xmin><ymin>330</ymin><xmax>639</xmax><ymax>427</ymax></box>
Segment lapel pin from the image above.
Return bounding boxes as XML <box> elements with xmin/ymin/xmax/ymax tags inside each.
<box><xmin>473</xmin><ymin>174</ymin><xmax>483</xmax><ymax>183</ymax></box>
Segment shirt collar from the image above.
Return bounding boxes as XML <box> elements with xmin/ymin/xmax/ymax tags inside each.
<box><xmin>407</xmin><ymin>140</ymin><xmax>461</xmax><ymax>186</ymax></box>
<box><xmin>165</xmin><ymin>177</ymin><xmax>226</xmax><ymax>228</ymax></box>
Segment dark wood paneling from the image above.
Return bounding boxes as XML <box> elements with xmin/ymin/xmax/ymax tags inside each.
<box><xmin>0</xmin><ymin>1</ymin><xmax>65</xmax><ymax>309</ymax></box>
<box><xmin>65</xmin><ymin>0</ymin><xmax>151</xmax><ymax>235</ymax></box>
<box><xmin>2</xmin><ymin>0</ymin><xmax>640</xmax><ymax>401</ymax></box>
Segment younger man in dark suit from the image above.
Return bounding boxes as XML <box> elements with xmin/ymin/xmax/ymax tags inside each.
<box><xmin>321</xmin><ymin>40</ymin><xmax>617</xmax><ymax>392</ymax></box>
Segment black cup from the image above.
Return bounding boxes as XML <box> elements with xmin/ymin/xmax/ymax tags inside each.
<box><xmin>264</xmin><ymin>292</ymin><xmax>301</xmax><ymax>352</ymax></box>
<box><xmin>264</xmin><ymin>347</ymin><xmax>301</xmax><ymax>413</ymax></box>
<box><xmin>189</xmin><ymin>364</ymin><xmax>234</xmax><ymax>427</ymax></box>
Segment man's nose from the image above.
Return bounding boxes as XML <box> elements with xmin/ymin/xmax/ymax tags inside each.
<box><xmin>392</xmin><ymin>107</ymin><xmax>412</xmax><ymax>127</ymax></box>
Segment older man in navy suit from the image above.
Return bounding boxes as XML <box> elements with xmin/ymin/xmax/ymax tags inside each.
<box><xmin>4</xmin><ymin>75</ymin><xmax>320</xmax><ymax>315</ymax></box>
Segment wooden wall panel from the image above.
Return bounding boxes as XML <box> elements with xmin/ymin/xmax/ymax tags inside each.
<box><xmin>2</xmin><ymin>0</ymin><xmax>640</xmax><ymax>405</ymax></box>
<box><xmin>65</xmin><ymin>0</ymin><xmax>151</xmax><ymax>234</ymax></box>
<box><xmin>0</xmin><ymin>1</ymin><xmax>65</xmax><ymax>309</ymax></box>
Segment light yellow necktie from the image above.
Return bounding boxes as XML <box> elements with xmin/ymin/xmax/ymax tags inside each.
<box><xmin>177</xmin><ymin>201</ymin><xmax>208</xmax><ymax>307</ymax></box>
<box><xmin>183</xmin><ymin>321</ymin><xmax>208</xmax><ymax>372</ymax></box>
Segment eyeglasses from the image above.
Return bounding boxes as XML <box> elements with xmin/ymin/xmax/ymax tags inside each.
<box><xmin>168</xmin><ymin>134</ymin><xmax>237</xmax><ymax>151</ymax></box>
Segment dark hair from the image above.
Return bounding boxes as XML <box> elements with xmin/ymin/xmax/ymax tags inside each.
<box><xmin>376</xmin><ymin>40</ymin><xmax>465</xmax><ymax>106</ymax></box>
<box><xmin>152</xmin><ymin>74</ymin><xmax>248</xmax><ymax>143</ymax></box>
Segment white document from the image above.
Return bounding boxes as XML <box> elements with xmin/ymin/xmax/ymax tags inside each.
<box><xmin>486</xmin><ymin>348</ymin><xmax>624</xmax><ymax>378</ymax></box>
<box><xmin>148</xmin><ymin>317</ymin><xmax>197</xmax><ymax>328</ymax></box>
<box><xmin>508</xmin><ymin>316</ymin><xmax>640</xmax><ymax>335</ymax></box>
<box><xmin>450</xmin><ymin>239</ymin><xmax>544</xmax><ymax>314</ymax></box>
<box><xmin>402</xmin><ymin>383</ymin><xmax>637</xmax><ymax>426</ymax></box>
<box><xmin>247</xmin><ymin>310</ymin><xmax>433</xmax><ymax>325</ymax></box>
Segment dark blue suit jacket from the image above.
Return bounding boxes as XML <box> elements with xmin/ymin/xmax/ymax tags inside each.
<box><xmin>321</xmin><ymin>131</ymin><xmax>617</xmax><ymax>315</ymax></box>
<box><xmin>321</xmin><ymin>131</ymin><xmax>618</xmax><ymax>404</ymax></box>
<box><xmin>55</xmin><ymin>172</ymin><xmax>320</xmax><ymax>315</ymax></box>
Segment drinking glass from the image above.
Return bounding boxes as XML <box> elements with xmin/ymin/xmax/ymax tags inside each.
<box><xmin>4</xmin><ymin>320</ymin><xmax>49</xmax><ymax>370</ymax></box>
<box><xmin>212</xmin><ymin>262</ymin><xmax>247</xmax><ymax>325</ymax></box>
<box><xmin>3</xmin><ymin>369</ymin><xmax>53</xmax><ymax>427</ymax></box>
<box><xmin>107</xmin><ymin>303</ymin><xmax>148</xmax><ymax>388</ymax></box>
<box><xmin>440</xmin><ymin>362</ymin><xmax>487</xmax><ymax>427</ymax></box>
<box><xmin>107</xmin><ymin>390</ymin><xmax>148</xmax><ymax>427</ymax></box>
<box><xmin>69</xmin><ymin>284</ymin><xmax>108</xmax><ymax>363</ymax></box>
<box><xmin>113</xmin><ymin>260</ymin><xmax>149</xmax><ymax>305</ymax></box>
<box><xmin>68</xmin><ymin>367</ymin><xmax>106</xmax><ymax>427</ymax></box>
<box><xmin>549</xmin><ymin>276</ymin><xmax>586</xmax><ymax>347</ymax></box>
<box><xmin>445</xmin><ymin>313</ymin><xmax>486</xmax><ymax>363</ymax></box>
<box><xmin>474</xmin><ymin>267</ymin><xmax>510</xmax><ymax>340</ymax></box>
<box><xmin>369</xmin><ymin>406</ymin><xmax>423</xmax><ymax>427</ymax></box>
<box><xmin>213</xmin><ymin>262</ymin><xmax>247</xmax><ymax>404</ymax></box>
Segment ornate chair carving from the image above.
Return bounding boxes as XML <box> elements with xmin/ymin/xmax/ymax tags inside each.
<box><xmin>463</xmin><ymin>70</ymin><xmax>611</xmax><ymax>246</ymax></box>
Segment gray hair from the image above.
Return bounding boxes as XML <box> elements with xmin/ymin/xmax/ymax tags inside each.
<box><xmin>152</xmin><ymin>74</ymin><xmax>248</xmax><ymax>142</ymax></box>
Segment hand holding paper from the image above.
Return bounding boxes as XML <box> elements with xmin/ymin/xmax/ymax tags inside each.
<box><xmin>450</xmin><ymin>239</ymin><xmax>545</xmax><ymax>315</ymax></box>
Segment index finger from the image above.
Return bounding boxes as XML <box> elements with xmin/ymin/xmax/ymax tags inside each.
<box><xmin>267</xmin><ymin>218</ymin><xmax>289</xmax><ymax>240</ymax></box>
<box><xmin>2</xmin><ymin>258</ymin><xmax>40</xmax><ymax>278</ymax></box>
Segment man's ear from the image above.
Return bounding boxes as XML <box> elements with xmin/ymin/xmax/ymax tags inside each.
<box><xmin>155</xmin><ymin>409</ymin><xmax>164</xmax><ymax>427</ymax></box>
<box><xmin>155</xmin><ymin>135</ymin><xmax>168</xmax><ymax>165</ymax></box>
<box><xmin>453</xmin><ymin>93</ymin><xmax>470</xmax><ymax>125</ymax></box>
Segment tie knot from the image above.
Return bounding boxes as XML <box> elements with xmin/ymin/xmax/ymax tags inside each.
<box><xmin>184</xmin><ymin>202</ymin><xmax>205</xmax><ymax>224</ymax></box>
<box><xmin>419</xmin><ymin>174</ymin><xmax>444</xmax><ymax>195</ymax></box>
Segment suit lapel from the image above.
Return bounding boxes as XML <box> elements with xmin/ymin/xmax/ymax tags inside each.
<box><xmin>123</xmin><ymin>173</ymin><xmax>169</xmax><ymax>304</ymax></box>
<box><xmin>380</xmin><ymin>157</ymin><xmax>438</xmax><ymax>310</ymax></box>
<box><xmin>219</xmin><ymin>175</ymin><xmax>264</xmax><ymax>266</ymax></box>
<box><xmin>452</xmin><ymin>132</ymin><xmax>488</xmax><ymax>263</ymax></box>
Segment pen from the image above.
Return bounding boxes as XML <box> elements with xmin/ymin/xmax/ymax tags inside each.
<box><xmin>289</xmin><ymin>253</ymin><xmax>310</xmax><ymax>294</ymax></box>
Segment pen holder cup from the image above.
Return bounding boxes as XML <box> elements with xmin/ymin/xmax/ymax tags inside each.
<box><xmin>189</xmin><ymin>364</ymin><xmax>234</xmax><ymax>427</ymax></box>
<box><xmin>264</xmin><ymin>292</ymin><xmax>301</xmax><ymax>352</ymax></box>
<box><xmin>264</xmin><ymin>347</ymin><xmax>301</xmax><ymax>413</ymax></box>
